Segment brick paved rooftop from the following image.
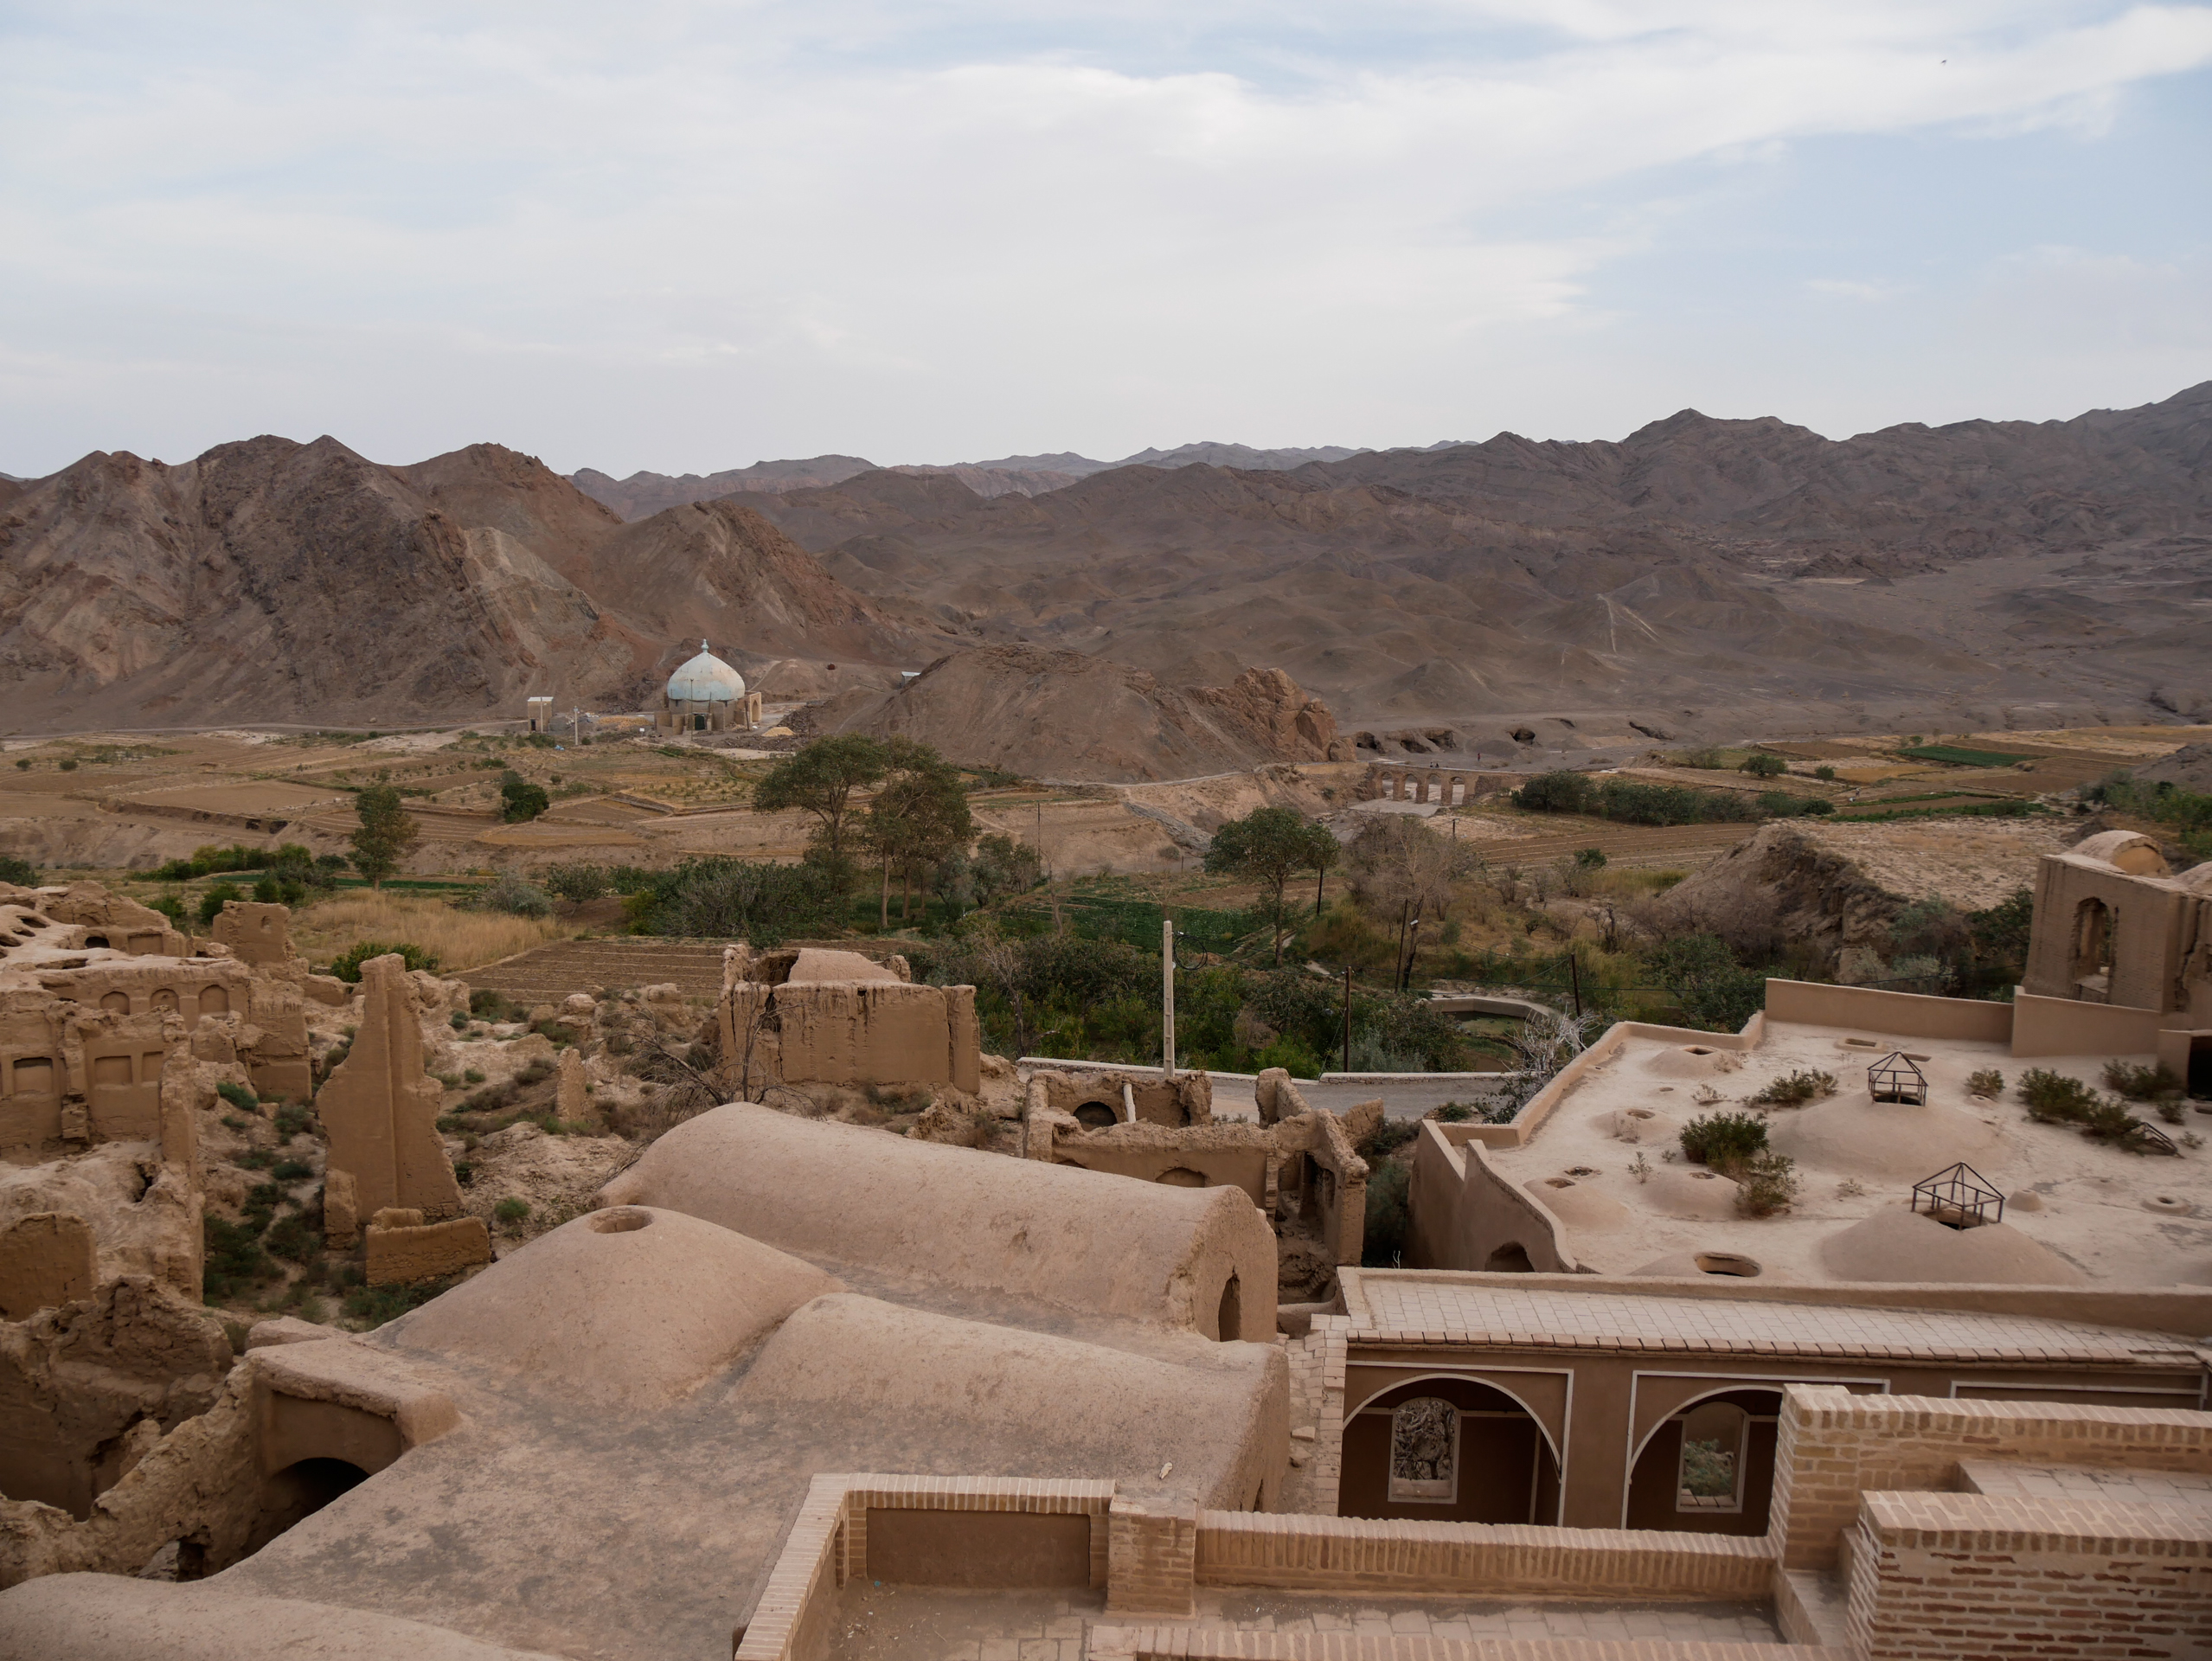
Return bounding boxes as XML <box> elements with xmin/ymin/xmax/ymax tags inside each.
<box><xmin>1342</xmin><ymin>1273</ymin><xmax>2202</xmax><ymax>1365</ymax></box>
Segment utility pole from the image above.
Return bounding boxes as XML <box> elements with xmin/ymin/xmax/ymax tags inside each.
<box><xmin>1162</xmin><ymin>916</ymin><xmax>1177</xmax><ymax>1080</ymax></box>
<box><xmin>1402</xmin><ymin>913</ymin><xmax>1423</xmax><ymax>992</ymax></box>
<box><xmin>1568</xmin><ymin>947</ymin><xmax>1583</xmax><ymax>1018</ymax></box>
<box><xmin>1342</xmin><ymin>963</ymin><xmax>1353</xmax><ymax>1074</ymax></box>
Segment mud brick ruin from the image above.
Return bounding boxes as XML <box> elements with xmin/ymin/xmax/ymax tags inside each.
<box><xmin>2</xmin><ymin>863</ymin><xmax>2209</xmax><ymax>1661</ymax></box>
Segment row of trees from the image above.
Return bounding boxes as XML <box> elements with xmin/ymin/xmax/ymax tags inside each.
<box><xmin>752</xmin><ymin>734</ymin><xmax>979</xmax><ymax>927</ymax></box>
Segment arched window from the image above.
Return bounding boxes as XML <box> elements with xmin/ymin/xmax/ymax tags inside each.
<box><xmin>99</xmin><ymin>991</ymin><xmax>131</xmax><ymax>1014</ymax></box>
<box><xmin>1072</xmin><ymin>1101</ymin><xmax>1119</xmax><ymax>1130</ymax></box>
<box><xmin>1388</xmin><ymin>1397</ymin><xmax>1459</xmax><ymax>1503</ymax></box>
<box><xmin>1155</xmin><ymin>1167</ymin><xmax>1206</xmax><ymax>1187</ymax></box>
<box><xmin>152</xmin><ymin>988</ymin><xmax>178</xmax><ymax>1012</ymax></box>
<box><xmin>1676</xmin><ymin>1401</ymin><xmax>1749</xmax><ymax>1511</ymax></box>
<box><xmin>1215</xmin><ymin>1273</ymin><xmax>1241</xmax><ymax>1342</ymax></box>
<box><xmin>199</xmin><ymin>985</ymin><xmax>230</xmax><ymax>1016</ymax></box>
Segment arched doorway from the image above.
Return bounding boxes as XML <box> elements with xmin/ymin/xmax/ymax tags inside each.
<box><xmin>1484</xmin><ymin>1242</ymin><xmax>1535</xmax><ymax>1273</ymax></box>
<box><xmin>1215</xmin><ymin>1273</ymin><xmax>1241</xmax><ymax>1341</ymax></box>
<box><xmin>2072</xmin><ymin>899</ymin><xmax>2113</xmax><ymax>998</ymax></box>
<box><xmin>1156</xmin><ymin>1167</ymin><xmax>1205</xmax><ymax>1187</ymax></box>
<box><xmin>244</xmin><ymin>1457</ymin><xmax>370</xmax><ymax>1556</ymax></box>
<box><xmin>1340</xmin><ymin>1376</ymin><xmax>1561</xmax><ymax>1524</ymax></box>
<box><xmin>1623</xmin><ymin>1387</ymin><xmax>1782</xmax><ymax>1536</ymax></box>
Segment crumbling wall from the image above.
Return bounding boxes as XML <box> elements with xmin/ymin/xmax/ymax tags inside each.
<box><xmin>316</xmin><ymin>954</ymin><xmax>463</xmax><ymax>1245</ymax></box>
<box><xmin>0</xmin><ymin>1277</ymin><xmax>232</xmax><ymax>1522</ymax></box>
<box><xmin>211</xmin><ymin>901</ymin><xmax>292</xmax><ymax>967</ymax></box>
<box><xmin>0</xmin><ymin>1215</ymin><xmax>95</xmax><ymax>1321</ymax></box>
<box><xmin>364</xmin><ymin>1209</ymin><xmax>490</xmax><ymax>1286</ymax></box>
<box><xmin>30</xmin><ymin>884</ymin><xmax>187</xmax><ymax>958</ymax></box>
<box><xmin>720</xmin><ymin>946</ymin><xmax>980</xmax><ymax>1096</ymax></box>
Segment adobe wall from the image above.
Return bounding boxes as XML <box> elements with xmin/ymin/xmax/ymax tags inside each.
<box><xmin>1403</xmin><ymin>1124</ymin><xmax>1580</xmax><ymax>1273</ymax></box>
<box><xmin>317</xmin><ymin>953</ymin><xmax>464</xmax><ymax>1243</ymax></box>
<box><xmin>1030</xmin><ymin>1066</ymin><xmax>1214</xmax><ymax>1127</ymax></box>
<box><xmin>722</xmin><ymin>974</ymin><xmax>982</xmax><ymax>1096</ymax></box>
<box><xmin>1763</xmin><ymin>980</ymin><xmax>2014</xmax><ymax>1043</ymax></box>
<box><xmin>211</xmin><ymin>901</ymin><xmax>292</xmax><ymax>968</ymax></box>
<box><xmin>0</xmin><ymin>1276</ymin><xmax>232</xmax><ymax>1525</ymax></box>
<box><xmin>364</xmin><ymin>1214</ymin><xmax>491</xmax><ymax>1286</ymax></box>
<box><xmin>2009</xmin><ymin>989</ymin><xmax>2164</xmax><ymax>1057</ymax></box>
<box><xmin>0</xmin><ymin>1212</ymin><xmax>95</xmax><ymax>1319</ymax></box>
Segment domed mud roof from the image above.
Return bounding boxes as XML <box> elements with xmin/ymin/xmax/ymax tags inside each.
<box><xmin>667</xmin><ymin>641</ymin><xmax>746</xmax><ymax>703</ymax></box>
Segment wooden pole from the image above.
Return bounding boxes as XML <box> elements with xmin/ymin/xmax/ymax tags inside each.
<box><xmin>1163</xmin><ymin>916</ymin><xmax>1177</xmax><ymax>1080</ymax></box>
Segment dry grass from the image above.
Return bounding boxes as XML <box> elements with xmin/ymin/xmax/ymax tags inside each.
<box><xmin>290</xmin><ymin>892</ymin><xmax>578</xmax><ymax>973</ymax></box>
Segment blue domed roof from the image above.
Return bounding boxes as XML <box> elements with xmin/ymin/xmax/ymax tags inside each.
<box><xmin>666</xmin><ymin>642</ymin><xmax>746</xmax><ymax>703</ymax></box>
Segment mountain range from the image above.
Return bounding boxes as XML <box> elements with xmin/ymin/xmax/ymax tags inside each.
<box><xmin>2</xmin><ymin>384</ymin><xmax>2207</xmax><ymax>741</ymax></box>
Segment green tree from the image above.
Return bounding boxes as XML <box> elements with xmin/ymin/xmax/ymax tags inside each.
<box><xmin>1305</xmin><ymin>822</ymin><xmax>1342</xmax><ymax>914</ymax></box>
<box><xmin>753</xmin><ymin>734</ymin><xmax>890</xmax><ymax>875</ymax></box>
<box><xmin>862</xmin><ymin>747</ymin><xmax>973</xmax><ymax>927</ymax></box>
<box><xmin>1738</xmin><ymin>753</ymin><xmax>1788</xmax><ymax>779</ymax></box>
<box><xmin>1205</xmin><ymin>806</ymin><xmax>1326</xmax><ymax>965</ymax></box>
<box><xmin>349</xmin><ymin>784</ymin><xmax>421</xmax><ymax>889</ymax></box>
<box><xmin>499</xmin><ymin>772</ymin><xmax>550</xmax><ymax>823</ymax></box>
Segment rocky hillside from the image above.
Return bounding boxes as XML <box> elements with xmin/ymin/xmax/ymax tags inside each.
<box><xmin>826</xmin><ymin>646</ymin><xmax>1345</xmax><ymax>782</ymax></box>
<box><xmin>1655</xmin><ymin>818</ymin><xmax>2070</xmax><ymax>973</ymax></box>
<box><xmin>728</xmin><ymin>382</ymin><xmax>2212</xmax><ymax>735</ymax></box>
<box><xmin>0</xmin><ymin>438</ymin><xmax>939</xmax><ymax>729</ymax></box>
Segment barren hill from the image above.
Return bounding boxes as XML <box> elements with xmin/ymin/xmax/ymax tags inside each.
<box><xmin>728</xmin><ymin>382</ymin><xmax>2212</xmax><ymax>738</ymax></box>
<box><xmin>0</xmin><ymin>439</ymin><xmax>936</xmax><ymax>729</ymax></box>
<box><xmin>826</xmin><ymin>647</ymin><xmax>1342</xmax><ymax>782</ymax></box>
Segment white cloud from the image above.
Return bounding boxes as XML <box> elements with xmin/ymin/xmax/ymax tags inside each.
<box><xmin>0</xmin><ymin>2</ymin><xmax>2209</xmax><ymax>471</ymax></box>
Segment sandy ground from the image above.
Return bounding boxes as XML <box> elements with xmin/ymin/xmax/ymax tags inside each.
<box><xmin>1490</xmin><ymin>1019</ymin><xmax>2212</xmax><ymax>1288</ymax></box>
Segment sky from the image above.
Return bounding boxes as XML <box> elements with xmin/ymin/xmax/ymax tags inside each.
<box><xmin>3</xmin><ymin>1</ymin><xmax>2210</xmax><ymax>478</ymax></box>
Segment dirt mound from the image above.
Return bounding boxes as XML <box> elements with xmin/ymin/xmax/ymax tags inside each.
<box><xmin>1819</xmin><ymin>1206</ymin><xmax>2085</xmax><ymax>1286</ymax></box>
<box><xmin>1655</xmin><ymin>818</ymin><xmax>2068</xmax><ymax>970</ymax></box>
<box><xmin>833</xmin><ymin>647</ymin><xmax>1342</xmax><ymax>782</ymax></box>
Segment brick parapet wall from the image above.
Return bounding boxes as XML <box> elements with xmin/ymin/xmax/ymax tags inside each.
<box><xmin>1087</xmin><ymin>1624</ymin><xmax>1845</xmax><ymax>1661</ymax></box>
<box><xmin>734</xmin><ymin>1475</ymin><xmax>1117</xmax><ymax>1661</ymax></box>
<box><xmin>1193</xmin><ymin>1510</ymin><xmax>1773</xmax><ymax>1602</ymax></box>
<box><xmin>1108</xmin><ymin>1496</ymin><xmax>1201</xmax><ymax>1617</ymax></box>
<box><xmin>1769</xmin><ymin>1384</ymin><xmax>2212</xmax><ymax>1570</ymax></box>
<box><xmin>1843</xmin><ymin>1489</ymin><xmax>2212</xmax><ymax>1661</ymax></box>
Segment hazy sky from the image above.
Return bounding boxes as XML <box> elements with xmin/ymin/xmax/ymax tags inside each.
<box><xmin>4</xmin><ymin>2</ymin><xmax>2209</xmax><ymax>477</ymax></box>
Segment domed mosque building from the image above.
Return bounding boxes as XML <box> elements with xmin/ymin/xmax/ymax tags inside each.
<box><xmin>654</xmin><ymin>640</ymin><xmax>764</xmax><ymax>734</ymax></box>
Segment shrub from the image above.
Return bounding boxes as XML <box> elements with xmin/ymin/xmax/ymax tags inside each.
<box><xmin>202</xmin><ymin>1214</ymin><xmax>277</xmax><ymax>1297</ymax></box>
<box><xmin>271</xmin><ymin>1159</ymin><xmax>312</xmax><ymax>1181</ymax></box>
<box><xmin>2017</xmin><ymin>1068</ymin><xmax>2104</xmax><ymax>1123</ymax></box>
<box><xmin>340</xmin><ymin>1276</ymin><xmax>458</xmax><ymax>1329</ymax></box>
<box><xmin>449</xmin><ymin>1010</ymin><xmax>469</xmax><ymax>1030</ymax></box>
<box><xmin>215</xmin><ymin>1080</ymin><xmax>260</xmax><ymax>1114</ymax></box>
<box><xmin>499</xmin><ymin>772</ymin><xmax>550</xmax><ymax>824</ymax></box>
<box><xmin>58</xmin><ymin>758</ymin><xmax>77</xmax><ymax>772</ymax></box>
<box><xmin>1680</xmin><ymin>1111</ymin><xmax>1768</xmax><ymax>1172</ymax></box>
<box><xmin>236</xmin><ymin>1147</ymin><xmax>275</xmax><ymax>1170</ymax></box>
<box><xmin>1734</xmin><ymin>1151</ymin><xmax>1800</xmax><ymax>1217</ymax></box>
<box><xmin>1358</xmin><ymin>1119</ymin><xmax>1420</xmax><ymax>1159</ymax></box>
<box><xmin>274</xmin><ymin>1103</ymin><xmax>312</xmax><ymax>1138</ymax></box>
<box><xmin>0</xmin><ymin>854</ymin><xmax>35</xmax><ymax>886</ymax></box>
<box><xmin>472</xmin><ymin>868</ymin><xmax>554</xmax><ymax>919</ymax></box>
<box><xmin>493</xmin><ymin>1197</ymin><xmax>530</xmax><ymax>1224</ymax></box>
<box><xmin>327</xmin><ymin>940</ymin><xmax>441</xmax><ymax>982</ymax></box>
<box><xmin>469</xmin><ymin>987</ymin><xmax>519</xmax><ymax>1021</ymax></box>
<box><xmin>1574</xmin><ymin>847</ymin><xmax>1607</xmax><ymax>870</ymax></box>
<box><xmin>1750</xmin><ymin>1069</ymin><xmax>1836</xmax><ymax>1106</ymax></box>
<box><xmin>2102</xmin><ymin>1060</ymin><xmax>2182</xmax><ymax>1100</ymax></box>
<box><xmin>1813</xmin><ymin>765</ymin><xmax>1837</xmax><ymax>781</ymax></box>
<box><xmin>264</xmin><ymin>1211</ymin><xmax>319</xmax><ymax>1262</ymax></box>
<box><xmin>541</xmin><ymin>862</ymin><xmax>609</xmax><ymax>903</ymax></box>
<box><xmin>1360</xmin><ymin>1158</ymin><xmax>1412</xmax><ymax>1267</ymax></box>
<box><xmin>1739</xmin><ymin>753</ymin><xmax>1787</xmax><ymax>779</ymax></box>
<box><xmin>1965</xmin><ymin>1068</ymin><xmax>2004</xmax><ymax>1099</ymax></box>
<box><xmin>197</xmin><ymin>880</ymin><xmax>244</xmax><ymax>927</ymax></box>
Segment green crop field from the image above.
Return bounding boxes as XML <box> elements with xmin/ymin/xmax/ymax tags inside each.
<box><xmin>1895</xmin><ymin>744</ymin><xmax>2035</xmax><ymax>769</ymax></box>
